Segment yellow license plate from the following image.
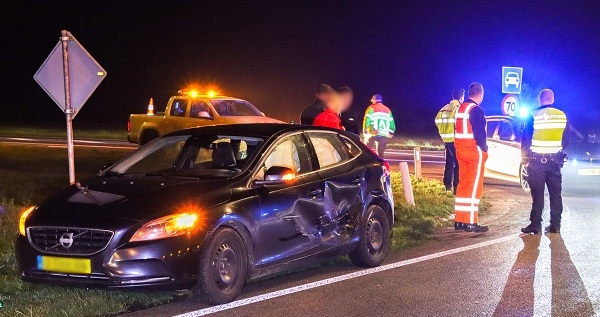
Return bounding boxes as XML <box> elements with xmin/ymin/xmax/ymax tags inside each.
<box><xmin>578</xmin><ymin>169</ymin><xmax>600</xmax><ymax>176</ymax></box>
<box><xmin>37</xmin><ymin>255</ymin><xmax>91</xmax><ymax>274</ymax></box>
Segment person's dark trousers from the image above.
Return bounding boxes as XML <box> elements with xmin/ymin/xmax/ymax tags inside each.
<box><xmin>526</xmin><ymin>159</ymin><xmax>563</xmax><ymax>227</ymax></box>
<box><xmin>368</xmin><ymin>136</ymin><xmax>388</xmax><ymax>158</ymax></box>
<box><xmin>443</xmin><ymin>142</ymin><xmax>459</xmax><ymax>191</ymax></box>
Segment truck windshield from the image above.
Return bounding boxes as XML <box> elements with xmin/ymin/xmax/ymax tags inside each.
<box><xmin>211</xmin><ymin>100</ymin><xmax>262</xmax><ymax>117</ymax></box>
<box><xmin>107</xmin><ymin>135</ymin><xmax>264</xmax><ymax>177</ymax></box>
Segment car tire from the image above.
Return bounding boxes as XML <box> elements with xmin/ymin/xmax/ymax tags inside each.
<box><xmin>193</xmin><ymin>227</ymin><xmax>248</xmax><ymax>304</ymax></box>
<box><xmin>520</xmin><ymin>163</ymin><xmax>531</xmax><ymax>193</ymax></box>
<box><xmin>349</xmin><ymin>205</ymin><xmax>390</xmax><ymax>268</ymax></box>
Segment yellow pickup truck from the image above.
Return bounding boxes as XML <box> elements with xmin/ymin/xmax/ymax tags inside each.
<box><xmin>128</xmin><ymin>91</ymin><xmax>283</xmax><ymax>144</ymax></box>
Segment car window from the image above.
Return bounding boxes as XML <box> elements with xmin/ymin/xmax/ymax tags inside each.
<box><xmin>211</xmin><ymin>100</ymin><xmax>262</xmax><ymax>116</ymax></box>
<box><xmin>341</xmin><ymin>136</ymin><xmax>362</xmax><ymax>157</ymax></box>
<box><xmin>190</xmin><ymin>100</ymin><xmax>213</xmax><ymax>119</ymax></box>
<box><xmin>255</xmin><ymin>134</ymin><xmax>314</xmax><ymax>181</ymax></box>
<box><xmin>486</xmin><ymin>121</ymin><xmax>500</xmax><ymax>138</ymax></box>
<box><xmin>170</xmin><ymin>99</ymin><xmax>188</xmax><ymax>117</ymax></box>
<box><xmin>306</xmin><ymin>132</ymin><xmax>352</xmax><ymax>169</ymax></box>
<box><xmin>109</xmin><ymin>135</ymin><xmax>263</xmax><ymax>177</ymax></box>
<box><xmin>498</xmin><ymin>121</ymin><xmax>515</xmax><ymax>141</ymax></box>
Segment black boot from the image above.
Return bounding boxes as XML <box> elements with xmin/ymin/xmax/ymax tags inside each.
<box><xmin>454</xmin><ymin>222</ymin><xmax>464</xmax><ymax>230</ymax></box>
<box><xmin>545</xmin><ymin>225</ymin><xmax>560</xmax><ymax>233</ymax></box>
<box><xmin>521</xmin><ymin>223</ymin><xmax>542</xmax><ymax>234</ymax></box>
<box><xmin>464</xmin><ymin>223</ymin><xmax>489</xmax><ymax>233</ymax></box>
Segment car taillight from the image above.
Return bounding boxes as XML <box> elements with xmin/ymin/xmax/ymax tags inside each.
<box><xmin>127</xmin><ymin>120</ymin><xmax>131</xmax><ymax>132</ymax></box>
<box><xmin>383</xmin><ymin>161</ymin><xmax>391</xmax><ymax>177</ymax></box>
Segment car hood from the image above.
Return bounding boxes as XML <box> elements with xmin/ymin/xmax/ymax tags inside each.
<box><xmin>30</xmin><ymin>176</ymin><xmax>235</xmax><ymax>223</ymax></box>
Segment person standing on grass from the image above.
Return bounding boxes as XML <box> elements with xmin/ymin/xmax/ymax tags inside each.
<box><xmin>362</xmin><ymin>94</ymin><xmax>395</xmax><ymax>158</ymax></box>
<box><xmin>453</xmin><ymin>82</ymin><xmax>488</xmax><ymax>232</ymax></box>
<box><xmin>435</xmin><ymin>88</ymin><xmax>464</xmax><ymax>193</ymax></box>
<box><xmin>313</xmin><ymin>92</ymin><xmax>344</xmax><ymax>130</ymax></box>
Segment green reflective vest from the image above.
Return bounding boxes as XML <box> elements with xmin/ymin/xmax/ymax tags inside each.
<box><xmin>363</xmin><ymin>103</ymin><xmax>396</xmax><ymax>138</ymax></box>
<box><xmin>435</xmin><ymin>100</ymin><xmax>460</xmax><ymax>142</ymax></box>
<box><xmin>531</xmin><ymin>107</ymin><xmax>567</xmax><ymax>154</ymax></box>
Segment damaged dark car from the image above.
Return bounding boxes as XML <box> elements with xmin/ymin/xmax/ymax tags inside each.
<box><xmin>15</xmin><ymin>124</ymin><xmax>394</xmax><ymax>304</ymax></box>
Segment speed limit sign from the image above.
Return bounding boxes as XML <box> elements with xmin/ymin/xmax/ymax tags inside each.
<box><xmin>501</xmin><ymin>94</ymin><xmax>519</xmax><ymax>116</ymax></box>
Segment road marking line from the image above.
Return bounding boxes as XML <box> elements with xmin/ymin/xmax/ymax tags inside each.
<box><xmin>173</xmin><ymin>233</ymin><xmax>519</xmax><ymax>317</ymax></box>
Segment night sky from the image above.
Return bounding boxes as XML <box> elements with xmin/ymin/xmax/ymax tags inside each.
<box><xmin>2</xmin><ymin>1</ymin><xmax>599</xmax><ymax>137</ymax></box>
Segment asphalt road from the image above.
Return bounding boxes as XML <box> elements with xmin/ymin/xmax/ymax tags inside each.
<box><xmin>120</xmin><ymin>172</ymin><xmax>599</xmax><ymax>316</ymax></box>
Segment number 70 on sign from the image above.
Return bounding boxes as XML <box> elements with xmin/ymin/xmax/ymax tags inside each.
<box><xmin>501</xmin><ymin>94</ymin><xmax>519</xmax><ymax>116</ymax></box>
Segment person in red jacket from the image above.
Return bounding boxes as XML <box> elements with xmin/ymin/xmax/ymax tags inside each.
<box><xmin>313</xmin><ymin>92</ymin><xmax>343</xmax><ymax>130</ymax></box>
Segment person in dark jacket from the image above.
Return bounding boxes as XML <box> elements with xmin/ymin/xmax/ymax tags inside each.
<box><xmin>300</xmin><ymin>84</ymin><xmax>334</xmax><ymax>125</ymax></box>
<box><xmin>338</xmin><ymin>86</ymin><xmax>360</xmax><ymax>134</ymax></box>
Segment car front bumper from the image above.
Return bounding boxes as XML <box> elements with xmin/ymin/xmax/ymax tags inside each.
<box><xmin>16</xmin><ymin>233</ymin><xmax>202</xmax><ymax>290</ymax></box>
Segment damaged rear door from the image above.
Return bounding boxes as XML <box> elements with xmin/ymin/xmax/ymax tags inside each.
<box><xmin>305</xmin><ymin>131</ymin><xmax>365</xmax><ymax>245</ymax></box>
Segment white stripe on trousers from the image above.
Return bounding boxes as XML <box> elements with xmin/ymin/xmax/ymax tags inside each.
<box><xmin>470</xmin><ymin>147</ymin><xmax>484</xmax><ymax>224</ymax></box>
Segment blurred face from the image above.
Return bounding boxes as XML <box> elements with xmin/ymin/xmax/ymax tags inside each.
<box><xmin>317</xmin><ymin>91</ymin><xmax>331</xmax><ymax>102</ymax></box>
<box><xmin>339</xmin><ymin>92</ymin><xmax>353</xmax><ymax>112</ymax></box>
<box><xmin>326</xmin><ymin>93</ymin><xmax>343</xmax><ymax>114</ymax></box>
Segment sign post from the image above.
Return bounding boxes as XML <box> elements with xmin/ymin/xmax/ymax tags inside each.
<box><xmin>34</xmin><ymin>30</ymin><xmax>107</xmax><ymax>184</ymax></box>
<box><xmin>502</xmin><ymin>66</ymin><xmax>523</xmax><ymax>94</ymax></box>
<box><xmin>501</xmin><ymin>94</ymin><xmax>519</xmax><ymax>116</ymax></box>
<box><xmin>61</xmin><ymin>30</ymin><xmax>76</xmax><ymax>183</ymax></box>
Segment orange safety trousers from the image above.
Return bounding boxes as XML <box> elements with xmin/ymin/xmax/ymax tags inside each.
<box><xmin>454</xmin><ymin>142</ymin><xmax>488</xmax><ymax>224</ymax></box>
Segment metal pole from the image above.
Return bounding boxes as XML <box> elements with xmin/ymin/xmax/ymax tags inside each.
<box><xmin>61</xmin><ymin>30</ymin><xmax>75</xmax><ymax>184</ymax></box>
<box><xmin>414</xmin><ymin>146</ymin><xmax>422</xmax><ymax>179</ymax></box>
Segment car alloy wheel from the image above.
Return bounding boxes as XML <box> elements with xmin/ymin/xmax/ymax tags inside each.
<box><xmin>194</xmin><ymin>227</ymin><xmax>248</xmax><ymax>304</ymax></box>
<box><xmin>520</xmin><ymin>164</ymin><xmax>531</xmax><ymax>193</ymax></box>
<box><xmin>349</xmin><ymin>205</ymin><xmax>390</xmax><ymax>268</ymax></box>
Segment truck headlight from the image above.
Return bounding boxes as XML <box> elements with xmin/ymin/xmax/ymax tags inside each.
<box><xmin>130</xmin><ymin>213</ymin><xmax>199</xmax><ymax>242</ymax></box>
<box><xmin>19</xmin><ymin>206</ymin><xmax>36</xmax><ymax>236</ymax></box>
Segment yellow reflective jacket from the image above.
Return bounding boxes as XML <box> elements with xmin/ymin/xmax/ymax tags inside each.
<box><xmin>435</xmin><ymin>100</ymin><xmax>460</xmax><ymax>142</ymax></box>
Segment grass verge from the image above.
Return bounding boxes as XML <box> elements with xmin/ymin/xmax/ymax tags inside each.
<box><xmin>0</xmin><ymin>126</ymin><xmax>127</xmax><ymax>141</ymax></box>
<box><xmin>0</xmin><ymin>144</ymin><xmax>455</xmax><ymax>316</ymax></box>
<box><xmin>390</xmin><ymin>173</ymin><xmax>455</xmax><ymax>249</ymax></box>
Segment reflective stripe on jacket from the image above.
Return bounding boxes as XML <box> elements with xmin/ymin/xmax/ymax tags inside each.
<box><xmin>455</xmin><ymin>102</ymin><xmax>477</xmax><ymax>141</ymax></box>
<box><xmin>531</xmin><ymin>107</ymin><xmax>567</xmax><ymax>154</ymax></box>
<box><xmin>363</xmin><ymin>103</ymin><xmax>395</xmax><ymax>138</ymax></box>
<box><xmin>435</xmin><ymin>100</ymin><xmax>460</xmax><ymax>142</ymax></box>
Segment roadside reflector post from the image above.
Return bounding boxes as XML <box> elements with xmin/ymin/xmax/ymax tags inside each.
<box><xmin>61</xmin><ymin>30</ymin><xmax>76</xmax><ymax>184</ymax></box>
<box><xmin>414</xmin><ymin>146</ymin><xmax>422</xmax><ymax>179</ymax></box>
<box><xmin>399</xmin><ymin>162</ymin><xmax>415</xmax><ymax>206</ymax></box>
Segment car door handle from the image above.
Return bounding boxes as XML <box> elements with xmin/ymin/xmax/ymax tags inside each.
<box><xmin>307</xmin><ymin>188</ymin><xmax>322</xmax><ymax>196</ymax></box>
<box><xmin>353</xmin><ymin>177</ymin><xmax>365</xmax><ymax>184</ymax></box>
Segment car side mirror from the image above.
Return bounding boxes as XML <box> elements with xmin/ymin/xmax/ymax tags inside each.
<box><xmin>254</xmin><ymin>166</ymin><xmax>296</xmax><ymax>186</ymax></box>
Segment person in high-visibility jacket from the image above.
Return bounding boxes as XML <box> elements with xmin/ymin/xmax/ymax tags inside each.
<box><xmin>435</xmin><ymin>88</ymin><xmax>464</xmax><ymax>193</ymax></box>
<box><xmin>454</xmin><ymin>83</ymin><xmax>488</xmax><ymax>232</ymax></box>
<box><xmin>520</xmin><ymin>89</ymin><xmax>570</xmax><ymax>234</ymax></box>
<box><xmin>362</xmin><ymin>94</ymin><xmax>395</xmax><ymax>158</ymax></box>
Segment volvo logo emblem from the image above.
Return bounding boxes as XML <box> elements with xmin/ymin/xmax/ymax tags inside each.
<box><xmin>59</xmin><ymin>232</ymin><xmax>74</xmax><ymax>249</ymax></box>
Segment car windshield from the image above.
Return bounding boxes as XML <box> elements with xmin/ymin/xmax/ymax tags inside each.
<box><xmin>107</xmin><ymin>135</ymin><xmax>264</xmax><ymax>178</ymax></box>
<box><xmin>211</xmin><ymin>100</ymin><xmax>262</xmax><ymax>117</ymax></box>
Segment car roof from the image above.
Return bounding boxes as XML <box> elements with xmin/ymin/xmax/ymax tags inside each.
<box><xmin>165</xmin><ymin>123</ymin><xmax>351</xmax><ymax>139</ymax></box>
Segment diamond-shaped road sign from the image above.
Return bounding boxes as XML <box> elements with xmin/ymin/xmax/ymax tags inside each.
<box><xmin>34</xmin><ymin>32</ymin><xmax>107</xmax><ymax>117</ymax></box>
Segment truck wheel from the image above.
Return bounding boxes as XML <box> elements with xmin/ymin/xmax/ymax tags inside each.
<box><xmin>193</xmin><ymin>227</ymin><xmax>248</xmax><ymax>304</ymax></box>
<box><xmin>349</xmin><ymin>205</ymin><xmax>390</xmax><ymax>268</ymax></box>
<box><xmin>520</xmin><ymin>164</ymin><xmax>530</xmax><ymax>193</ymax></box>
<box><xmin>140</xmin><ymin>130</ymin><xmax>159</xmax><ymax>145</ymax></box>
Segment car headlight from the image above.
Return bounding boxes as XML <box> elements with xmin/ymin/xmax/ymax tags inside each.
<box><xmin>19</xmin><ymin>206</ymin><xmax>36</xmax><ymax>236</ymax></box>
<box><xmin>130</xmin><ymin>213</ymin><xmax>199</xmax><ymax>242</ymax></box>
